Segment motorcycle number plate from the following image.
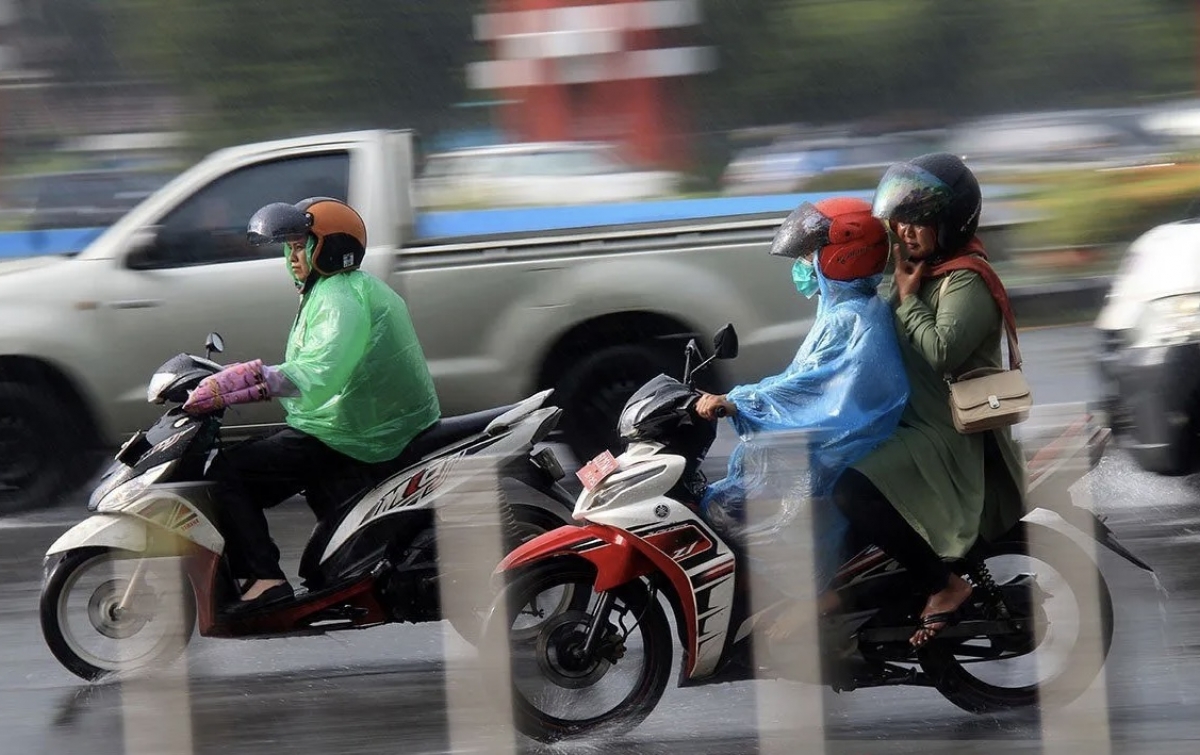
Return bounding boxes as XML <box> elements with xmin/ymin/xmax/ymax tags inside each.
<box><xmin>576</xmin><ymin>451</ymin><xmax>620</xmax><ymax>491</ymax></box>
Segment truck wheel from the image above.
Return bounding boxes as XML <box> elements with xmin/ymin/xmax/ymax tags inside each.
<box><xmin>0</xmin><ymin>382</ymin><xmax>90</xmax><ymax>514</ymax></box>
<box><xmin>554</xmin><ymin>345</ymin><xmax>679</xmax><ymax>464</ymax></box>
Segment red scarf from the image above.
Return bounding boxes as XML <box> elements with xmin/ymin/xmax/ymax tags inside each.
<box><xmin>924</xmin><ymin>237</ymin><xmax>1018</xmax><ymax>342</ymax></box>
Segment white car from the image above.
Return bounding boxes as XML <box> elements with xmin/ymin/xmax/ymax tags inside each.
<box><xmin>1095</xmin><ymin>218</ymin><xmax>1200</xmax><ymax>474</ymax></box>
<box><xmin>415</xmin><ymin>142</ymin><xmax>680</xmax><ymax>209</ymax></box>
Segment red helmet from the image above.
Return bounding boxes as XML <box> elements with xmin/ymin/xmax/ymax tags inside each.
<box><xmin>770</xmin><ymin>197</ymin><xmax>889</xmax><ymax>281</ymax></box>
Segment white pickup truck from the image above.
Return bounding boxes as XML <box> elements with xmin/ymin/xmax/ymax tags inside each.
<box><xmin>0</xmin><ymin>128</ymin><xmax>1019</xmax><ymax>513</ymax></box>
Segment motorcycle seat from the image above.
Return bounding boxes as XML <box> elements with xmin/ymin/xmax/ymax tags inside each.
<box><xmin>401</xmin><ymin>403</ymin><xmax>519</xmax><ymax>463</ymax></box>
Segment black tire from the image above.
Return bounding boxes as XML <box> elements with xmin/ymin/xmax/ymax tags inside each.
<box><xmin>0</xmin><ymin>381</ymin><xmax>94</xmax><ymax>514</ymax></box>
<box><xmin>919</xmin><ymin>523</ymin><xmax>1114</xmax><ymax>713</ymax></box>
<box><xmin>481</xmin><ymin>559</ymin><xmax>673</xmax><ymax>743</ymax></box>
<box><xmin>553</xmin><ymin>344</ymin><xmax>680</xmax><ymax>464</ymax></box>
<box><xmin>445</xmin><ymin>505</ymin><xmax>573</xmax><ymax>646</ymax></box>
<box><xmin>41</xmin><ymin>547</ymin><xmax>196</xmax><ymax>682</ymax></box>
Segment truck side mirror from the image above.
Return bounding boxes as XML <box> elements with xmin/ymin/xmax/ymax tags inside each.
<box><xmin>713</xmin><ymin>323</ymin><xmax>739</xmax><ymax>359</ymax></box>
<box><xmin>124</xmin><ymin>226</ymin><xmax>164</xmax><ymax>270</ymax></box>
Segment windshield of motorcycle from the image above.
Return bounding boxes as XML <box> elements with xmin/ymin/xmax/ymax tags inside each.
<box><xmin>148</xmin><ymin>353</ymin><xmax>222</xmax><ymax>404</ymax></box>
<box><xmin>619</xmin><ymin>374</ymin><xmax>694</xmax><ymax>439</ymax></box>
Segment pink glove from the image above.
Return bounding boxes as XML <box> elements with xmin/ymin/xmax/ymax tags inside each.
<box><xmin>183</xmin><ymin>360</ymin><xmax>271</xmax><ymax>415</ymax></box>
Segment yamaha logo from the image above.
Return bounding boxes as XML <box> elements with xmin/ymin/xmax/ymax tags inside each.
<box><xmin>654</xmin><ymin>504</ymin><xmax>669</xmax><ymax>519</ymax></box>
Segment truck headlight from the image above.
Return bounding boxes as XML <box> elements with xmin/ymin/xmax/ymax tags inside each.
<box><xmin>1133</xmin><ymin>294</ymin><xmax>1200</xmax><ymax>348</ymax></box>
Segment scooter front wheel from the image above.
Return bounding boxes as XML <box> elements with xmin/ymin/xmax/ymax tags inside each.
<box><xmin>41</xmin><ymin>547</ymin><xmax>196</xmax><ymax>681</ymax></box>
<box><xmin>480</xmin><ymin>558</ymin><xmax>673</xmax><ymax>743</ymax></box>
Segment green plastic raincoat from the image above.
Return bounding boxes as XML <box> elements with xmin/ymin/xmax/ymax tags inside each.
<box><xmin>278</xmin><ymin>245</ymin><xmax>440</xmax><ymax>463</ymax></box>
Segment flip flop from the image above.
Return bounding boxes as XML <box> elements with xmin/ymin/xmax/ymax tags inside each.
<box><xmin>910</xmin><ymin>609</ymin><xmax>962</xmax><ymax>647</ymax></box>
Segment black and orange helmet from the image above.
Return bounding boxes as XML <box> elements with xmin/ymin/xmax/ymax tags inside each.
<box><xmin>247</xmin><ymin>197</ymin><xmax>367</xmax><ymax>276</ymax></box>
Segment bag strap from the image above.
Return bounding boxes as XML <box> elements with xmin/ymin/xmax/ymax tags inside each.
<box><xmin>934</xmin><ymin>256</ymin><xmax>1022</xmax><ymax>371</ymax></box>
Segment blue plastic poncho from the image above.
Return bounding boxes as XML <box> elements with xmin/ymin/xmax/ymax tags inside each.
<box><xmin>700</xmin><ymin>259</ymin><xmax>910</xmax><ymax>593</ymax></box>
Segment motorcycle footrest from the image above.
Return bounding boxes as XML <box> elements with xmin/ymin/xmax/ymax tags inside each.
<box><xmin>858</xmin><ymin>619</ymin><xmax>1019</xmax><ymax>645</ymax></box>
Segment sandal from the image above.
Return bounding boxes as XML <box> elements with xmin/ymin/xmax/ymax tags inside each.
<box><xmin>910</xmin><ymin>609</ymin><xmax>962</xmax><ymax>648</ymax></box>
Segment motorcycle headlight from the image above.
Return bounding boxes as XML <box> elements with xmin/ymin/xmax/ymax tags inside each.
<box><xmin>1132</xmin><ymin>294</ymin><xmax>1200</xmax><ymax>348</ymax></box>
<box><xmin>147</xmin><ymin>372</ymin><xmax>177</xmax><ymax>404</ymax></box>
<box><xmin>94</xmin><ymin>461</ymin><xmax>176</xmax><ymax>512</ymax></box>
<box><xmin>586</xmin><ymin>466</ymin><xmax>663</xmax><ymax>511</ymax></box>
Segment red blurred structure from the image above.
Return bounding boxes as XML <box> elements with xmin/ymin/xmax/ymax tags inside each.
<box><xmin>468</xmin><ymin>0</ymin><xmax>714</xmax><ymax>168</ymax></box>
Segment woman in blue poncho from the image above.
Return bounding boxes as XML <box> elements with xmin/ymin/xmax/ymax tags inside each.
<box><xmin>695</xmin><ymin>197</ymin><xmax>910</xmax><ymax>635</ymax></box>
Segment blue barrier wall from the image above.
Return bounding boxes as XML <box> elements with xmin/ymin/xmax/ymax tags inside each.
<box><xmin>0</xmin><ymin>227</ymin><xmax>105</xmax><ymax>259</ymax></box>
<box><xmin>412</xmin><ymin>190</ymin><xmax>874</xmax><ymax>239</ymax></box>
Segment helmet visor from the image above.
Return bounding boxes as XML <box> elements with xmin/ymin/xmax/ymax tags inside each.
<box><xmin>246</xmin><ymin>202</ymin><xmax>312</xmax><ymax>246</ymax></box>
<box><xmin>871</xmin><ymin>163</ymin><xmax>953</xmax><ymax>225</ymax></box>
<box><xmin>769</xmin><ymin>202</ymin><xmax>831</xmax><ymax>260</ymax></box>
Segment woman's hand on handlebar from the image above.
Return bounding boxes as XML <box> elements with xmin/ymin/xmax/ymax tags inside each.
<box><xmin>695</xmin><ymin>393</ymin><xmax>737</xmax><ymax>421</ymax></box>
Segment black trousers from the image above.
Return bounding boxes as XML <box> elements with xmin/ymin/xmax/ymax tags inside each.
<box><xmin>832</xmin><ymin>468</ymin><xmax>951</xmax><ymax>595</ymax></box>
<box><xmin>207</xmin><ymin>428</ymin><xmax>386</xmax><ymax>581</ymax></box>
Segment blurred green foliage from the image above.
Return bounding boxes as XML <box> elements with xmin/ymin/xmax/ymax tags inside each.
<box><xmin>111</xmin><ymin>1</ymin><xmax>486</xmax><ymax>155</ymax></box>
<box><xmin>1017</xmin><ymin>161</ymin><xmax>1200</xmax><ymax>248</ymax></box>
<box><xmin>81</xmin><ymin>0</ymin><xmax>1198</xmax><ymax>153</ymax></box>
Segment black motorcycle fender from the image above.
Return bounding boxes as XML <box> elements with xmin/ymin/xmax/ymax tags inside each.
<box><xmin>499</xmin><ymin>456</ymin><xmax>576</xmax><ymax>519</ymax></box>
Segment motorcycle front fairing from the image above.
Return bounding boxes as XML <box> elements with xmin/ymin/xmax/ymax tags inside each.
<box><xmin>90</xmin><ymin>409</ymin><xmax>219</xmax><ymax>511</ymax></box>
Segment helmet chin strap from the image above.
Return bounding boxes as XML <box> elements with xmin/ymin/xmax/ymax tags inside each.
<box><xmin>298</xmin><ymin>273</ymin><xmax>319</xmax><ymax>295</ymax></box>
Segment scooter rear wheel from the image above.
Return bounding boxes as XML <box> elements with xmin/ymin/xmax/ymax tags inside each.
<box><xmin>41</xmin><ymin>547</ymin><xmax>196</xmax><ymax>681</ymax></box>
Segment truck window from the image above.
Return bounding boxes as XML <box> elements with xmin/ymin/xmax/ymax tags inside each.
<box><xmin>134</xmin><ymin>152</ymin><xmax>350</xmax><ymax>269</ymax></box>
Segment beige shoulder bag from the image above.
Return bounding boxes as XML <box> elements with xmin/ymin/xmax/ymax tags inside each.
<box><xmin>938</xmin><ymin>268</ymin><xmax>1033</xmax><ymax>434</ymax></box>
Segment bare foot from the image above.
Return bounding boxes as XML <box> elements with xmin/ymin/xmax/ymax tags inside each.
<box><xmin>240</xmin><ymin>579</ymin><xmax>287</xmax><ymax>602</ymax></box>
<box><xmin>910</xmin><ymin>573</ymin><xmax>973</xmax><ymax>648</ymax></box>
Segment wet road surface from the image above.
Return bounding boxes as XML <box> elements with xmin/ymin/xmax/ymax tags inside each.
<box><xmin>2</xmin><ymin>325</ymin><xmax>1198</xmax><ymax>754</ymax></box>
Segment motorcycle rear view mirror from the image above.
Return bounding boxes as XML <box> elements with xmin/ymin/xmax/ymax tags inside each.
<box><xmin>713</xmin><ymin>324</ymin><xmax>739</xmax><ymax>360</ymax></box>
<box><xmin>682</xmin><ymin>338</ymin><xmax>703</xmax><ymax>384</ymax></box>
<box><xmin>205</xmin><ymin>332</ymin><xmax>225</xmax><ymax>360</ymax></box>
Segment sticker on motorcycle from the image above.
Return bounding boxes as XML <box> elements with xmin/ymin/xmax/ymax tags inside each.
<box><xmin>360</xmin><ymin>449</ymin><xmax>466</xmax><ymax>522</ymax></box>
<box><xmin>577</xmin><ymin>450</ymin><xmax>620</xmax><ymax>491</ymax></box>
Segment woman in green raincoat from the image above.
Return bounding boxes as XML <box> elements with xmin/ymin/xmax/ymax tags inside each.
<box><xmin>833</xmin><ymin>154</ymin><xmax>1027</xmax><ymax>648</ymax></box>
<box><xmin>183</xmin><ymin>197</ymin><xmax>441</xmax><ymax>613</ymax></box>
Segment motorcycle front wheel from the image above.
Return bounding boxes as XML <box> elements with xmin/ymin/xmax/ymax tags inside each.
<box><xmin>41</xmin><ymin>547</ymin><xmax>196</xmax><ymax>682</ymax></box>
<box><xmin>480</xmin><ymin>559</ymin><xmax>673</xmax><ymax>743</ymax></box>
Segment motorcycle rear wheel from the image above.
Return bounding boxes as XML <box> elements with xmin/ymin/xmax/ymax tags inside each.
<box><xmin>445</xmin><ymin>505</ymin><xmax>578</xmax><ymax>645</ymax></box>
<box><xmin>481</xmin><ymin>559</ymin><xmax>673</xmax><ymax>743</ymax></box>
<box><xmin>919</xmin><ymin>522</ymin><xmax>1114</xmax><ymax>713</ymax></box>
<box><xmin>41</xmin><ymin>547</ymin><xmax>196</xmax><ymax>682</ymax></box>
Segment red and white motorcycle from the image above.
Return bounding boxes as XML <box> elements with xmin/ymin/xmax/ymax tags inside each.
<box><xmin>481</xmin><ymin>324</ymin><xmax>1152</xmax><ymax>743</ymax></box>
